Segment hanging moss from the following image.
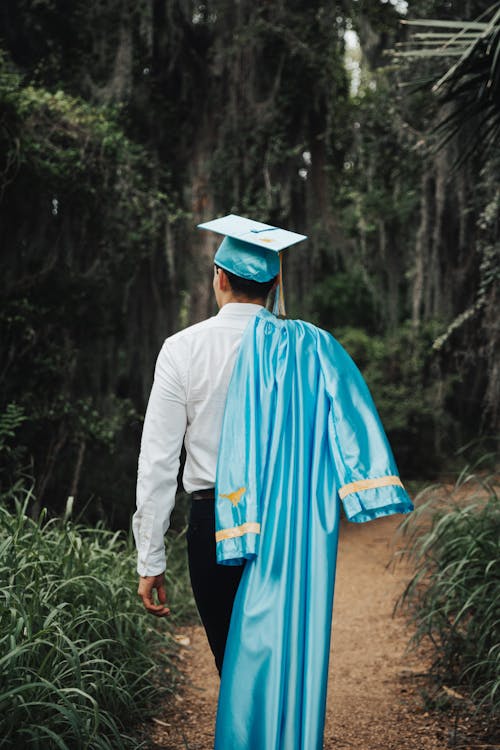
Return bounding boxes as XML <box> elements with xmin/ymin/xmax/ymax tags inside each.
<box><xmin>0</xmin><ymin>52</ymin><xmax>176</xmax><ymax>520</ymax></box>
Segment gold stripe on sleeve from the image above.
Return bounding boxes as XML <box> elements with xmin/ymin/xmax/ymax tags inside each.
<box><xmin>338</xmin><ymin>475</ymin><xmax>403</xmax><ymax>500</ymax></box>
<box><xmin>215</xmin><ymin>522</ymin><xmax>261</xmax><ymax>543</ymax></box>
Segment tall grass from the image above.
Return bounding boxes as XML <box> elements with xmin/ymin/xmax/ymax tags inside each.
<box><xmin>0</xmin><ymin>493</ymin><xmax>195</xmax><ymax>749</ymax></box>
<box><xmin>397</xmin><ymin>470</ymin><xmax>500</xmax><ymax>717</ymax></box>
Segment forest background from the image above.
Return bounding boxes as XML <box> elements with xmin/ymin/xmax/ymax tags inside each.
<box><xmin>0</xmin><ymin>0</ymin><xmax>498</xmax><ymax>531</ymax></box>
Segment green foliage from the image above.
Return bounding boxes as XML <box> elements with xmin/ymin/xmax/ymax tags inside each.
<box><xmin>8</xmin><ymin>88</ymin><xmax>123</xmax><ymax>180</ymax></box>
<box><xmin>0</xmin><ymin>49</ymin><xmax>174</xmax><ymax>519</ymax></box>
<box><xmin>477</xmin><ymin>189</ymin><xmax>500</xmax><ymax>305</ymax></box>
<box><xmin>207</xmin><ymin>2</ymin><xmax>349</xmax><ymax>220</ymax></box>
<box><xmin>0</xmin><ymin>494</ymin><xmax>195</xmax><ymax>749</ymax></box>
<box><xmin>0</xmin><ymin>50</ymin><xmax>167</xmax><ymax>260</ymax></box>
<box><xmin>334</xmin><ymin>324</ymin><xmax>457</xmax><ymax>475</ymax></box>
<box><xmin>0</xmin><ymin>404</ymin><xmax>29</xmax><ymax>497</ymax></box>
<box><xmin>307</xmin><ymin>271</ymin><xmax>377</xmax><ymax>330</ymax></box>
<box><xmin>394</xmin><ymin>4</ymin><xmax>500</xmax><ymax>166</ymax></box>
<box><xmin>397</xmin><ymin>472</ymin><xmax>500</xmax><ymax>716</ymax></box>
<box><xmin>338</xmin><ymin>79</ymin><xmax>422</xmax><ymax>328</ymax></box>
<box><xmin>432</xmin><ymin>185</ymin><xmax>500</xmax><ymax>355</ymax></box>
<box><xmin>0</xmin><ymin>403</ymin><xmax>26</xmax><ymax>455</ymax></box>
<box><xmin>389</xmin><ymin>3</ymin><xmax>500</xmax><ymax>431</ymax></box>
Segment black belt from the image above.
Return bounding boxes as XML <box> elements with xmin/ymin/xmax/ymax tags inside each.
<box><xmin>191</xmin><ymin>488</ymin><xmax>215</xmax><ymax>500</ymax></box>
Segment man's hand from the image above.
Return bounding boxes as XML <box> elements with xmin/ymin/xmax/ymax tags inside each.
<box><xmin>137</xmin><ymin>572</ymin><xmax>170</xmax><ymax>617</ymax></box>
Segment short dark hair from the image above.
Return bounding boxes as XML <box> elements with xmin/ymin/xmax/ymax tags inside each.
<box><xmin>216</xmin><ymin>265</ymin><xmax>276</xmax><ymax>300</ymax></box>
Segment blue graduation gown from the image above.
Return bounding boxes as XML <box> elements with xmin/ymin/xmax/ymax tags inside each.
<box><xmin>214</xmin><ymin>309</ymin><xmax>413</xmax><ymax>750</ymax></box>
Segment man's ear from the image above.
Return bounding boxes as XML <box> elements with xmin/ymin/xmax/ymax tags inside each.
<box><xmin>218</xmin><ymin>268</ymin><xmax>230</xmax><ymax>292</ymax></box>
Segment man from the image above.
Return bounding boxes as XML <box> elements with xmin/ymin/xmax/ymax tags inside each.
<box><xmin>133</xmin><ymin>215</ymin><xmax>413</xmax><ymax>748</ymax></box>
<box><xmin>133</xmin><ymin>216</ymin><xmax>293</xmax><ymax>673</ymax></box>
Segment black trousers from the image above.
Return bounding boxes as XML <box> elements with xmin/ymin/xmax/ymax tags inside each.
<box><xmin>187</xmin><ymin>495</ymin><xmax>245</xmax><ymax>675</ymax></box>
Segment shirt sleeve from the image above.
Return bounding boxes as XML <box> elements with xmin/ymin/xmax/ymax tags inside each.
<box><xmin>318</xmin><ymin>330</ymin><xmax>414</xmax><ymax>523</ymax></box>
<box><xmin>132</xmin><ymin>339</ymin><xmax>187</xmax><ymax>576</ymax></box>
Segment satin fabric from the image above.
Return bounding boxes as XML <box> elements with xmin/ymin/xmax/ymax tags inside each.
<box><xmin>215</xmin><ymin>236</ymin><xmax>280</xmax><ymax>282</ymax></box>
<box><xmin>214</xmin><ymin>309</ymin><xmax>413</xmax><ymax>749</ymax></box>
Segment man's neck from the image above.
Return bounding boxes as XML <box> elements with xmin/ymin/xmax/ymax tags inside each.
<box><xmin>219</xmin><ymin>295</ymin><xmax>266</xmax><ymax>308</ymax></box>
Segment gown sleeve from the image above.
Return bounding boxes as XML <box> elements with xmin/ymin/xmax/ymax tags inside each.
<box><xmin>317</xmin><ymin>329</ymin><xmax>414</xmax><ymax>523</ymax></box>
<box><xmin>214</xmin><ymin>318</ymin><xmax>265</xmax><ymax>566</ymax></box>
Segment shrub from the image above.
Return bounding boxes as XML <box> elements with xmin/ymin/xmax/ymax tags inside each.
<box><xmin>0</xmin><ymin>494</ymin><xmax>192</xmax><ymax>749</ymax></box>
<box><xmin>397</xmin><ymin>471</ymin><xmax>500</xmax><ymax>717</ymax></box>
<box><xmin>335</xmin><ymin>324</ymin><xmax>458</xmax><ymax>476</ymax></box>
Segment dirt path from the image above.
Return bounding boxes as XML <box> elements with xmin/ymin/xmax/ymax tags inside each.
<box><xmin>143</xmin><ymin>515</ymin><xmax>484</xmax><ymax>749</ymax></box>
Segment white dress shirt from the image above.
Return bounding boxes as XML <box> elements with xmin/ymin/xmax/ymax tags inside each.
<box><xmin>132</xmin><ymin>302</ymin><xmax>264</xmax><ymax>576</ymax></box>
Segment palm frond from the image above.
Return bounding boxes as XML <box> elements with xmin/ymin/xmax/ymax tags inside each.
<box><xmin>392</xmin><ymin>3</ymin><xmax>500</xmax><ymax>165</ymax></box>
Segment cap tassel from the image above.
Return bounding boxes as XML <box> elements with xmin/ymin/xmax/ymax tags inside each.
<box><xmin>272</xmin><ymin>252</ymin><xmax>286</xmax><ymax>317</ymax></box>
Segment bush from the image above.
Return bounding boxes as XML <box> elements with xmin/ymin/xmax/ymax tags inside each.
<box><xmin>0</xmin><ymin>50</ymin><xmax>173</xmax><ymax>524</ymax></box>
<box><xmin>397</xmin><ymin>471</ymin><xmax>500</xmax><ymax>717</ymax></box>
<box><xmin>0</xmin><ymin>494</ymin><xmax>193</xmax><ymax>749</ymax></box>
<box><xmin>334</xmin><ymin>324</ymin><xmax>458</xmax><ymax>476</ymax></box>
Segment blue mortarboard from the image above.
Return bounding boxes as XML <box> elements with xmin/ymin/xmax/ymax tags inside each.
<box><xmin>198</xmin><ymin>214</ymin><xmax>307</xmax><ymax>315</ymax></box>
<box><xmin>198</xmin><ymin>214</ymin><xmax>307</xmax><ymax>282</ymax></box>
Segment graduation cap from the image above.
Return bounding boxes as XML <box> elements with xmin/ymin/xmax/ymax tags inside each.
<box><xmin>197</xmin><ymin>214</ymin><xmax>307</xmax><ymax>316</ymax></box>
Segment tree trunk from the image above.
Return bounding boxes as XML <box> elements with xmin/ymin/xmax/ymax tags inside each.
<box><xmin>69</xmin><ymin>440</ymin><xmax>86</xmax><ymax>502</ymax></box>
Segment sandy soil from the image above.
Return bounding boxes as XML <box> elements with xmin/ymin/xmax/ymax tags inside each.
<box><xmin>141</xmin><ymin>514</ymin><xmax>497</xmax><ymax>750</ymax></box>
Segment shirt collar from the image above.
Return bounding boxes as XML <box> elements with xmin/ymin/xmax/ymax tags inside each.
<box><xmin>217</xmin><ymin>302</ymin><xmax>264</xmax><ymax>317</ymax></box>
